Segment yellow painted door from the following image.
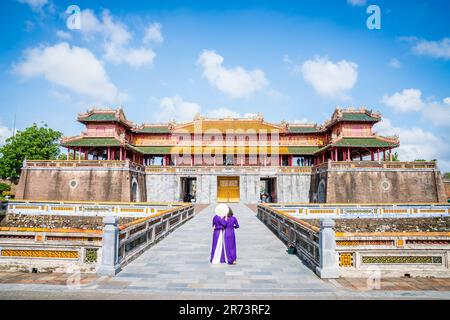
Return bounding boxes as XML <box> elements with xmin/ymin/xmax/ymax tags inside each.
<box><xmin>217</xmin><ymin>177</ymin><xmax>240</xmax><ymax>203</ymax></box>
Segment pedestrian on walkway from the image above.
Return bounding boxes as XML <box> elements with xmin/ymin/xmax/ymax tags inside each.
<box><xmin>210</xmin><ymin>204</ymin><xmax>228</xmax><ymax>264</ymax></box>
<box><xmin>223</xmin><ymin>207</ymin><xmax>240</xmax><ymax>265</ymax></box>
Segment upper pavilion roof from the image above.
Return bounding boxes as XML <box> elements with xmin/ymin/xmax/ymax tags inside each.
<box><xmin>172</xmin><ymin>113</ymin><xmax>284</xmax><ymax>133</ymax></box>
<box><xmin>74</xmin><ymin>107</ymin><xmax>383</xmax><ymax>134</ymax></box>
<box><xmin>327</xmin><ymin>107</ymin><xmax>381</xmax><ymax>127</ymax></box>
<box><xmin>77</xmin><ymin>108</ymin><xmax>134</xmax><ymax>128</ymax></box>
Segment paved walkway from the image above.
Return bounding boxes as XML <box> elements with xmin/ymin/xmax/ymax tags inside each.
<box><xmin>108</xmin><ymin>203</ymin><xmax>337</xmax><ymax>297</ymax></box>
<box><xmin>0</xmin><ymin>203</ymin><xmax>449</xmax><ymax>299</ymax></box>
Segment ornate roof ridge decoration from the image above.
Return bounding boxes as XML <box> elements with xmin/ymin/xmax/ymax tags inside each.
<box><xmin>170</xmin><ymin>113</ymin><xmax>283</xmax><ymax>132</ymax></box>
<box><xmin>375</xmin><ymin>134</ymin><xmax>400</xmax><ymax>145</ymax></box>
<box><xmin>328</xmin><ymin>106</ymin><xmax>381</xmax><ymax>127</ymax></box>
<box><xmin>61</xmin><ymin>135</ymin><xmax>83</xmax><ymax>144</ymax></box>
<box><xmin>77</xmin><ymin>107</ymin><xmax>134</xmax><ymax>128</ymax></box>
<box><xmin>60</xmin><ymin>135</ymin><xmax>125</xmax><ymax>147</ymax></box>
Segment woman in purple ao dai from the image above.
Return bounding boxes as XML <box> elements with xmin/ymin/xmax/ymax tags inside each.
<box><xmin>210</xmin><ymin>204</ymin><xmax>228</xmax><ymax>264</ymax></box>
<box><xmin>223</xmin><ymin>207</ymin><xmax>239</xmax><ymax>265</ymax></box>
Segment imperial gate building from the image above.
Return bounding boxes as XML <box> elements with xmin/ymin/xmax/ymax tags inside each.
<box><xmin>15</xmin><ymin>107</ymin><xmax>447</xmax><ymax>204</ymax></box>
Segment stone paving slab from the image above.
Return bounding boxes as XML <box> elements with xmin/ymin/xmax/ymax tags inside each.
<box><xmin>103</xmin><ymin>203</ymin><xmax>337</xmax><ymax>294</ymax></box>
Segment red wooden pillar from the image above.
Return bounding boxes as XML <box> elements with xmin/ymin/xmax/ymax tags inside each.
<box><xmin>84</xmin><ymin>148</ymin><xmax>88</xmax><ymax>160</ymax></box>
<box><xmin>347</xmin><ymin>148</ymin><xmax>350</xmax><ymax>161</ymax></box>
<box><xmin>119</xmin><ymin>147</ymin><xmax>123</xmax><ymax>161</ymax></box>
<box><xmin>376</xmin><ymin>148</ymin><xmax>380</xmax><ymax>161</ymax></box>
<box><xmin>335</xmin><ymin>148</ymin><xmax>338</xmax><ymax>162</ymax></box>
<box><xmin>370</xmin><ymin>149</ymin><xmax>374</xmax><ymax>161</ymax></box>
<box><xmin>322</xmin><ymin>152</ymin><xmax>325</xmax><ymax>163</ymax></box>
<box><xmin>72</xmin><ymin>148</ymin><xmax>76</xmax><ymax>160</ymax></box>
<box><xmin>66</xmin><ymin>147</ymin><xmax>70</xmax><ymax>160</ymax></box>
<box><xmin>383</xmin><ymin>149</ymin><xmax>386</xmax><ymax>161</ymax></box>
<box><xmin>343</xmin><ymin>149</ymin><xmax>346</xmax><ymax>161</ymax></box>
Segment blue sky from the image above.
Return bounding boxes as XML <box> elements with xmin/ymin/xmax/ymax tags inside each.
<box><xmin>0</xmin><ymin>0</ymin><xmax>449</xmax><ymax>170</ymax></box>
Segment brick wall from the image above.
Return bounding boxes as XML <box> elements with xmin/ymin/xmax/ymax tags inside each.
<box><xmin>15</xmin><ymin>167</ymin><xmax>145</xmax><ymax>202</ymax></box>
<box><xmin>311</xmin><ymin>168</ymin><xmax>447</xmax><ymax>203</ymax></box>
<box><xmin>444</xmin><ymin>180</ymin><xmax>450</xmax><ymax>201</ymax></box>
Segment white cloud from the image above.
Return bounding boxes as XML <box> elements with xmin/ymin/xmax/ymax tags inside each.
<box><xmin>422</xmin><ymin>101</ymin><xmax>450</xmax><ymax>127</ymax></box>
<box><xmin>292</xmin><ymin>118</ymin><xmax>312</xmax><ymax>124</ymax></box>
<box><xmin>347</xmin><ymin>0</ymin><xmax>367</xmax><ymax>6</ymax></box>
<box><xmin>78</xmin><ymin>9</ymin><xmax>157</xmax><ymax>68</ymax></box>
<box><xmin>389</xmin><ymin>58</ymin><xmax>401</xmax><ymax>69</ymax></box>
<box><xmin>155</xmin><ymin>96</ymin><xmax>248</xmax><ymax>122</ymax></box>
<box><xmin>143</xmin><ymin>22</ymin><xmax>164</xmax><ymax>45</ymax></box>
<box><xmin>381</xmin><ymin>89</ymin><xmax>450</xmax><ymax>127</ymax></box>
<box><xmin>382</xmin><ymin>89</ymin><xmax>425</xmax><ymax>112</ymax></box>
<box><xmin>56</xmin><ymin>30</ymin><xmax>72</xmax><ymax>40</ymax></box>
<box><xmin>17</xmin><ymin>0</ymin><xmax>48</xmax><ymax>11</ymax></box>
<box><xmin>197</xmin><ymin>50</ymin><xmax>268</xmax><ymax>98</ymax></box>
<box><xmin>105</xmin><ymin>44</ymin><xmax>156</xmax><ymax>68</ymax></box>
<box><xmin>78</xmin><ymin>9</ymin><xmax>103</xmax><ymax>35</ymax></box>
<box><xmin>244</xmin><ymin>113</ymin><xmax>258</xmax><ymax>118</ymax></box>
<box><xmin>301</xmin><ymin>56</ymin><xmax>358</xmax><ymax>99</ymax></box>
<box><xmin>409</xmin><ymin>37</ymin><xmax>450</xmax><ymax>60</ymax></box>
<box><xmin>156</xmin><ymin>96</ymin><xmax>201</xmax><ymax>122</ymax></box>
<box><xmin>14</xmin><ymin>42</ymin><xmax>126</xmax><ymax>104</ymax></box>
<box><xmin>374</xmin><ymin>118</ymin><xmax>450</xmax><ymax>170</ymax></box>
<box><xmin>0</xmin><ymin>125</ymin><xmax>14</xmax><ymax>146</ymax></box>
<box><xmin>205</xmin><ymin>107</ymin><xmax>241</xmax><ymax>118</ymax></box>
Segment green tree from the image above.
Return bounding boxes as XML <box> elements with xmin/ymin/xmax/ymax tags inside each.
<box><xmin>391</xmin><ymin>152</ymin><xmax>399</xmax><ymax>161</ymax></box>
<box><xmin>0</xmin><ymin>124</ymin><xmax>62</xmax><ymax>180</ymax></box>
<box><xmin>444</xmin><ymin>172</ymin><xmax>450</xmax><ymax>179</ymax></box>
<box><xmin>0</xmin><ymin>183</ymin><xmax>11</xmax><ymax>193</ymax></box>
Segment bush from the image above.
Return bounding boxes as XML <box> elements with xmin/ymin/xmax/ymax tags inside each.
<box><xmin>0</xmin><ymin>183</ymin><xmax>11</xmax><ymax>193</ymax></box>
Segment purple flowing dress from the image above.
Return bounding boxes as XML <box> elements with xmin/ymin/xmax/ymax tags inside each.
<box><xmin>210</xmin><ymin>215</ymin><xmax>226</xmax><ymax>263</ymax></box>
<box><xmin>223</xmin><ymin>216</ymin><xmax>239</xmax><ymax>264</ymax></box>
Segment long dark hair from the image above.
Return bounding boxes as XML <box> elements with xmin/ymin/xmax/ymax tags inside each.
<box><xmin>227</xmin><ymin>208</ymin><xmax>234</xmax><ymax>217</ymax></box>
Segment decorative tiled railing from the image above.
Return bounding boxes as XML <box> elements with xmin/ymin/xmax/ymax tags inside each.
<box><xmin>335</xmin><ymin>231</ymin><xmax>450</xmax><ymax>277</ymax></box>
<box><xmin>257</xmin><ymin>205</ymin><xmax>321</xmax><ymax>270</ymax></box>
<box><xmin>265</xmin><ymin>203</ymin><xmax>450</xmax><ymax>219</ymax></box>
<box><xmin>0</xmin><ymin>227</ymin><xmax>102</xmax><ymax>273</ymax></box>
<box><xmin>7</xmin><ymin>200</ymin><xmax>188</xmax><ymax>218</ymax></box>
<box><xmin>312</xmin><ymin>161</ymin><xmax>437</xmax><ymax>173</ymax></box>
<box><xmin>263</xmin><ymin>203</ymin><xmax>450</xmax><ymax>278</ymax></box>
<box><xmin>117</xmin><ymin>204</ymin><xmax>194</xmax><ymax>267</ymax></box>
<box><xmin>24</xmin><ymin>160</ymin><xmax>146</xmax><ymax>173</ymax></box>
<box><xmin>144</xmin><ymin>165</ymin><xmax>312</xmax><ymax>174</ymax></box>
<box><xmin>0</xmin><ymin>203</ymin><xmax>195</xmax><ymax>275</ymax></box>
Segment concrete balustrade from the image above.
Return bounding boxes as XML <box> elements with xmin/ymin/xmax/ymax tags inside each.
<box><xmin>0</xmin><ymin>203</ymin><xmax>195</xmax><ymax>275</ymax></box>
<box><xmin>7</xmin><ymin>200</ymin><xmax>185</xmax><ymax>218</ymax></box>
<box><xmin>261</xmin><ymin>204</ymin><xmax>450</xmax><ymax>278</ymax></box>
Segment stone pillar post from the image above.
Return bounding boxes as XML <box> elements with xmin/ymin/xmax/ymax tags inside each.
<box><xmin>316</xmin><ymin>219</ymin><xmax>339</xmax><ymax>279</ymax></box>
<box><xmin>98</xmin><ymin>216</ymin><xmax>121</xmax><ymax>276</ymax></box>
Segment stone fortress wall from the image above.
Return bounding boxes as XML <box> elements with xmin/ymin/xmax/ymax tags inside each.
<box><xmin>15</xmin><ymin>160</ymin><xmax>447</xmax><ymax>204</ymax></box>
<box><xmin>310</xmin><ymin>161</ymin><xmax>447</xmax><ymax>204</ymax></box>
<box><xmin>15</xmin><ymin>161</ymin><xmax>146</xmax><ymax>203</ymax></box>
<box><xmin>444</xmin><ymin>179</ymin><xmax>450</xmax><ymax>202</ymax></box>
